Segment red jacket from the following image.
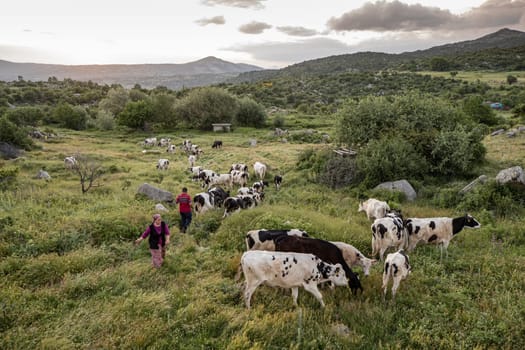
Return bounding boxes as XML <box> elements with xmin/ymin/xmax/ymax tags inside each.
<box><xmin>176</xmin><ymin>192</ymin><xmax>192</xmax><ymax>213</ymax></box>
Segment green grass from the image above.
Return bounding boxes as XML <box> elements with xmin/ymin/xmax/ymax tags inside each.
<box><xmin>1</xmin><ymin>124</ymin><xmax>524</xmax><ymax>349</ymax></box>
<box><xmin>418</xmin><ymin>70</ymin><xmax>525</xmax><ymax>87</ymax></box>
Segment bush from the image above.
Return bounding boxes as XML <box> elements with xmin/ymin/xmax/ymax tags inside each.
<box><xmin>0</xmin><ymin>167</ymin><xmax>19</xmax><ymax>190</ymax></box>
<box><xmin>235</xmin><ymin>97</ymin><xmax>267</xmax><ymax>128</ymax></box>
<box><xmin>95</xmin><ymin>110</ymin><xmax>116</xmax><ymax>130</ymax></box>
<box><xmin>318</xmin><ymin>155</ymin><xmax>358</xmax><ymax>189</ymax></box>
<box><xmin>0</xmin><ymin>117</ymin><xmax>34</xmax><ymax>151</ymax></box>
<box><xmin>52</xmin><ymin>103</ymin><xmax>88</xmax><ymax>130</ymax></box>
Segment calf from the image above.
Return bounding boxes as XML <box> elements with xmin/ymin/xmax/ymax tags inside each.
<box><xmin>156</xmin><ymin>158</ymin><xmax>170</xmax><ymax>170</ymax></box>
<box><xmin>405</xmin><ymin>214</ymin><xmax>481</xmax><ymax>259</ymax></box>
<box><xmin>188</xmin><ymin>155</ymin><xmax>196</xmax><ymax>167</ymax></box>
<box><xmin>274</xmin><ymin>175</ymin><xmax>283</xmax><ymax>190</ymax></box>
<box><xmin>274</xmin><ymin>235</ymin><xmax>362</xmax><ymax>294</ymax></box>
<box><xmin>245</xmin><ymin>229</ymin><xmax>309</xmax><ymax>251</ymax></box>
<box><xmin>358</xmin><ymin>198</ymin><xmax>390</xmax><ymax>220</ymax></box>
<box><xmin>212</xmin><ymin>140</ymin><xmax>223</xmax><ymax>149</ymax></box>
<box><xmin>331</xmin><ymin>242</ymin><xmax>377</xmax><ymax>277</ymax></box>
<box><xmin>241</xmin><ymin>250</ymin><xmax>348</xmax><ymax>308</ymax></box>
<box><xmin>371</xmin><ymin>213</ymin><xmax>406</xmax><ymax>261</ymax></box>
<box><xmin>382</xmin><ymin>250</ymin><xmax>411</xmax><ymax>301</ymax></box>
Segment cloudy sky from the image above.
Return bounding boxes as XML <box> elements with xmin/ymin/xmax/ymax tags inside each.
<box><xmin>1</xmin><ymin>0</ymin><xmax>524</xmax><ymax>68</ymax></box>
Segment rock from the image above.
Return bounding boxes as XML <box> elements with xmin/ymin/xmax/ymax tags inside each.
<box><xmin>496</xmin><ymin>166</ymin><xmax>525</xmax><ymax>185</ymax></box>
<box><xmin>137</xmin><ymin>183</ymin><xmax>174</xmax><ymax>203</ymax></box>
<box><xmin>490</xmin><ymin>129</ymin><xmax>505</xmax><ymax>136</ymax></box>
<box><xmin>36</xmin><ymin>169</ymin><xmax>51</xmax><ymax>180</ymax></box>
<box><xmin>460</xmin><ymin>175</ymin><xmax>488</xmax><ymax>194</ymax></box>
<box><xmin>155</xmin><ymin>203</ymin><xmax>169</xmax><ymax>212</ymax></box>
<box><xmin>374</xmin><ymin>179</ymin><xmax>417</xmax><ymax>201</ymax></box>
<box><xmin>506</xmin><ymin>131</ymin><xmax>516</xmax><ymax>138</ymax></box>
<box><xmin>249</xmin><ymin>139</ymin><xmax>257</xmax><ymax>147</ymax></box>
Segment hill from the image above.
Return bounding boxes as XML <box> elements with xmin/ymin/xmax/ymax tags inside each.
<box><xmin>232</xmin><ymin>28</ymin><xmax>525</xmax><ymax>83</ymax></box>
<box><xmin>0</xmin><ymin>56</ymin><xmax>262</xmax><ymax>89</ymax></box>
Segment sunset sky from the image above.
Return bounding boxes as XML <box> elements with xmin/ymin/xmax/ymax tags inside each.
<box><xmin>1</xmin><ymin>0</ymin><xmax>524</xmax><ymax>68</ymax></box>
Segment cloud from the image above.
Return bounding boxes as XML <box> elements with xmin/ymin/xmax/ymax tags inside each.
<box><xmin>224</xmin><ymin>37</ymin><xmax>352</xmax><ymax>65</ymax></box>
<box><xmin>195</xmin><ymin>16</ymin><xmax>226</xmax><ymax>26</ymax></box>
<box><xmin>239</xmin><ymin>21</ymin><xmax>272</xmax><ymax>34</ymax></box>
<box><xmin>201</xmin><ymin>0</ymin><xmax>266</xmax><ymax>9</ymax></box>
<box><xmin>326</xmin><ymin>0</ymin><xmax>525</xmax><ymax>32</ymax></box>
<box><xmin>276</xmin><ymin>26</ymin><xmax>319</xmax><ymax>37</ymax></box>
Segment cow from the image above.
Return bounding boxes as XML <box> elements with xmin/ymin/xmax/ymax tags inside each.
<box><xmin>331</xmin><ymin>242</ymin><xmax>377</xmax><ymax>277</ymax></box>
<box><xmin>158</xmin><ymin>138</ymin><xmax>171</xmax><ymax>147</ymax></box>
<box><xmin>253</xmin><ymin>161</ymin><xmax>267</xmax><ymax>180</ymax></box>
<box><xmin>143</xmin><ymin>137</ymin><xmax>157</xmax><ymax>147</ymax></box>
<box><xmin>358</xmin><ymin>198</ymin><xmax>390</xmax><ymax>220</ymax></box>
<box><xmin>188</xmin><ymin>155</ymin><xmax>196</xmax><ymax>167</ymax></box>
<box><xmin>405</xmin><ymin>214</ymin><xmax>481</xmax><ymax>259</ymax></box>
<box><xmin>212</xmin><ymin>140</ymin><xmax>223</xmax><ymax>149</ymax></box>
<box><xmin>274</xmin><ymin>175</ymin><xmax>283</xmax><ymax>190</ymax></box>
<box><xmin>222</xmin><ymin>196</ymin><xmax>256</xmax><ymax>217</ymax></box>
<box><xmin>245</xmin><ymin>229</ymin><xmax>309</xmax><ymax>251</ymax></box>
<box><xmin>182</xmin><ymin>139</ymin><xmax>192</xmax><ymax>152</ymax></box>
<box><xmin>382</xmin><ymin>250</ymin><xmax>411</xmax><ymax>302</ymax></box>
<box><xmin>156</xmin><ymin>159</ymin><xmax>170</xmax><ymax>170</ymax></box>
<box><xmin>274</xmin><ymin>235</ymin><xmax>362</xmax><ymax>294</ymax></box>
<box><xmin>231</xmin><ymin>170</ymin><xmax>249</xmax><ymax>187</ymax></box>
<box><xmin>252</xmin><ymin>181</ymin><xmax>269</xmax><ymax>193</ymax></box>
<box><xmin>237</xmin><ymin>187</ymin><xmax>254</xmax><ymax>196</ymax></box>
<box><xmin>231</xmin><ymin>163</ymin><xmax>249</xmax><ymax>173</ymax></box>
<box><xmin>208</xmin><ymin>186</ymin><xmax>229</xmax><ymax>208</ymax></box>
<box><xmin>166</xmin><ymin>144</ymin><xmax>177</xmax><ymax>153</ymax></box>
<box><xmin>371</xmin><ymin>213</ymin><xmax>406</xmax><ymax>261</ymax></box>
<box><xmin>64</xmin><ymin>156</ymin><xmax>77</xmax><ymax>169</ymax></box>
<box><xmin>207</xmin><ymin>173</ymin><xmax>233</xmax><ymax>190</ymax></box>
<box><xmin>193</xmin><ymin>192</ymin><xmax>214</xmax><ymax>216</ymax></box>
<box><xmin>240</xmin><ymin>250</ymin><xmax>348</xmax><ymax>308</ymax></box>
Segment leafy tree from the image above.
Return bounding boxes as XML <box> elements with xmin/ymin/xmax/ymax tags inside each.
<box><xmin>0</xmin><ymin>116</ymin><xmax>34</xmax><ymax>150</ymax></box>
<box><xmin>4</xmin><ymin>106</ymin><xmax>45</xmax><ymax>126</ymax></box>
<box><xmin>462</xmin><ymin>95</ymin><xmax>498</xmax><ymax>126</ymax></box>
<box><xmin>118</xmin><ymin>100</ymin><xmax>154</xmax><ymax>130</ymax></box>
<box><xmin>151</xmin><ymin>93</ymin><xmax>177</xmax><ymax>128</ymax></box>
<box><xmin>94</xmin><ymin>110</ymin><xmax>116</xmax><ymax>130</ymax></box>
<box><xmin>175</xmin><ymin>87</ymin><xmax>238</xmax><ymax>130</ymax></box>
<box><xmin>99</xmin><ymin>87</ymin><xmax>129</xmax><ymax>116</ymax></box>
<box><xmin>430</xmin><ymin>57</ymin><xmax>451</xmax><ymax>71</ymax></box>
<box><xmin>235</xmin><ymin>97</ymin><xmax>267</xmax><ymax>128</ymax></box>
<box><xmin>52</xmin><ymin>103</ymin><xmax>88</xmax><ymax>130</ymax></box>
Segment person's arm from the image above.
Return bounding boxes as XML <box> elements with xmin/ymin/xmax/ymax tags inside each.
<box><xmin>135</xmin><ymin>226</ymin><xmax>151</xmax><ymax>244</ymax></box>
<box><xmin>165</xmin><ymin>225</ymin><xmax>171</xmax><ymax>244</ymax></box>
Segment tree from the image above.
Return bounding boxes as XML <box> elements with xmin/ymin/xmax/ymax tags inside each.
<box><xmin>175</xmin><ymin>87</ymin><xmax>239</xmax><ymax>130</ymax></box>
<box><xmin>118</xmin><ymin>100</ymin><xmax>154</xmax><ymax>130</ymax></box>
<box><xmin>151</xmin><ymin>93</ymin><xmax>177</xmax><ymax>128</ymax></box>
<box><xmin>52</xmin><ymin>103</ymin><xmax>88</xmax><ymax>130</ymax></box>
<box><xmin>462</xmin><ymin>95</ymin><xmax>498</xmax><ymax>126</ymax></box>
<box><xmin>67</xmin><ymin>154</ymin><xmax>104</xmax><ymax>194</ymax></box>
<box><xmin>430</xmin><ymin>57</ymin><xmax>451</xmax><ymax>71</ymax></box>
<box><xmin>99</xmin><ymin>87</ymin><xmax>129</xmax><ymax>116</ymax></box>
<box><xmin>4</xmin><ymin>106</ymin><xmax>45</xmax><ymax>127</ymax></box>
<box><xmin>0</xmin><ymin>116</ymin><xmax>35</xmax><ymax>150</ymax></box>
<box><xmin>235</xmin><ymin>97</ymin><xmax>267</xmax><ymax>128</ymax></box>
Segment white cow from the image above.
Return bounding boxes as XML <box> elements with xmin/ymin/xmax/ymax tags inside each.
<box><xmin>166</xmin><ymin>144</ymin><xmax>177</xmax><ymax>153</ymax></box>
<box><xmin>156</xmin><ymin>159</ymin><xmax>170</xmax><ymax>170</ymax></box>
<box><xmin>143</xmin><ymin>137</ymin><xmax>157</xmax><ymax>147</ymax></box>
<box><xmin>64</xmin><ymin>156</ymin><xmax>77</xmax><ymax>169</ymax></box>
<box><xmin>331</xmin><ymin>242</ymin><xmax>377</xmax><ymax>276</ymax></box>
<box><xmin>253</xmin><ymin>161</ymin><xmax>267</xmax><ymax>180</ymax></box>
<box><xmin>358</xmin><ymin>198</ymin><xmax>390</xmax><ymax>220</ymax></box>
<box><xmin>382</xmin><ymin>250</ymin><xmax>411</xmax><ymax>301</ymax></box>
<box><xmin>188</xmin><ymin>155</ymin><xmax>196</xmax><ymax>167</ymax></box>
<box><xmin>240</xmin><ymin>250</ymin><xmax>347</xmax><ymax>309</ymax></box>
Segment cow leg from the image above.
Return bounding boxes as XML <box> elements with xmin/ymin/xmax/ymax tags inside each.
<box><xmin>391</xmin><ymin>276</ymin><xmax>402</xmax><ymax>302</ymax></box>
<box><xmin>244</xmin><ymin>279</ymin><xmax>262</xmax><ymax>309</ymax></box>
<box><xmin>382</xmin><ymin>266</ymin><xmax>390</xmax><ymax>301</ymax></box>
<box><xmin>379</xmin><ymin>247</ymin><xmax>387</xmax><ymax>261</ymax></box>
<box><xmin>302</xmin><ymin>283</ymin><xmax>325</xmax><ymax>308</ymax></box>
<box><xmin>291</xmin><ymin>287</ymin><xmax>299</xmax><ymax>306</ymax></box>
<box><xmin>371</xmin><ymin>237</ymin><xmax>377</xmax><ymax>258</ymax></box>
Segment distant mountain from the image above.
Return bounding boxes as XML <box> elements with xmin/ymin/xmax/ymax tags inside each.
<box><xmin>232</xmin><ymin>28</ymin><xmax>525</xmax><ymax>83</ymax></box>
<box><xmin>0</xmin><ymin>56</ymin><xmax>262</xmax><ymax>89</ymax></box>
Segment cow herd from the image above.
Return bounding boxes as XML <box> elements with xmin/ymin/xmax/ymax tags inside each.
<box><xmin>236</xmin><ymin>198</ymin><xmax>481</xmax><ymax>309</ymax></box>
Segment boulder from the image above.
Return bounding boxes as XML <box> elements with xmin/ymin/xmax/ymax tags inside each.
<box><xmin>490</xmin><ymin>129</ymin><xmax>505</xmax><ymax>136</ymax></box>
<box><xmin>137</xmin><ymin>183</ymin><xmax>174</xmax><ymax>203</ymax></box>
<box><xmin>460</xmin><ymin>175</ymin><xmax>488</xmax><ymax>194</ymax></box>
<box><xmin>374</xmin><ymin>179</ymin><xmax>417</xmax><ymax>201</ymax></box>
<box><xmin>496</xmin><ymin>166</ymin><xmax>525</xmax><ymax>185</ymax></box>
<box><xmin>155</xmin><ymin>203</ymin><xmax>169</xmax><ymax>212</ymax></box>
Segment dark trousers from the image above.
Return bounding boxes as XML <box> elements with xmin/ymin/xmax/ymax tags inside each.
<box><xmin>180</xmin><ymin>212</ymin><xmax>192</xmax><ymax>232</ymax></box>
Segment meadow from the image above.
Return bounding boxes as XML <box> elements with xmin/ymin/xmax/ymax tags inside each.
<box><xmin>1</xmin><ymin>121</ymin><xmax>524</xmax><ymax>349</ymax></box>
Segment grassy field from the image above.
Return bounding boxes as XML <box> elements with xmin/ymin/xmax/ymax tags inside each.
<box><xmin>418</xmin><ymin>71</ymin><xmax>525</xmax><ymax>87</ymax></box>
<box><xmin>1</xmin><ymin>123</ymin><xmax>524</xmax><ymax>349</ymax></box>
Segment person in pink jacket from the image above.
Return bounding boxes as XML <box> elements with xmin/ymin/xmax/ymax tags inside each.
<box><xmin>135</xmin><ymin>213</ymin><xmax>171</xmax><ymax>268</ymax></box>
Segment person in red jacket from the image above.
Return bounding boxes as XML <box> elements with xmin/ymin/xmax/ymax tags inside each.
<box><xmin>176</xmin><ymin>187</ymin><xmax>192</xmax><ymax>233</ymax></box>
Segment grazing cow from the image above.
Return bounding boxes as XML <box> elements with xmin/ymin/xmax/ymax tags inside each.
<box><xmin>405</xmin><ymin>214</ymin><xmax>481</xmax><ymax>259</ymax></box>
<box><xmin>156</xmin><ymin>159</ymin><xmax>170</xmax><ymax>170</ymax></box>
<box><xmin>188</xmin><ymin>155</ymin><xmax>196</xmax><ymax>167</ymax></box>
<box><xmin>358</xmin><ymin>198</ymin><xmax>390</xmax><ymax>220</ymax></box>
<box><xmin>207</xmin><ymin>173</ymin><xmax>233</xmax><ymax>190</ymax></box>
<box><xmin>371</xmin><ymin>213</ymin><xmax>406</xmax><ymax>261</ymax></box>
<box><xmin>241</xmin><ymin>250</ymin><xmax>348</xmax><ymax>308</ymax></box>
<box><xmin>231</xmin><ymin>163</ymin><xmax>249</xmax><ymax>173</ymax></box>
<box><xmin>222</xmin><ymin>196</ymin><xmax>257</xmax><ymax>217</ymax></box>
<box><xmin>274</xmin><ymin>235</ymin><xmax>362</xmax><ymax>294</ymax></box>
<box><xmin>193</xmin><ymin>192</ymin><xmax>214</xmax><ymax>216</ymax></box>
<box><xmin>166</xmin><ymin>144</ymin><xmax>177</xmax><ymax>153</ymax></box>
<box><xmin>274</xmin><ymin>175</ymin><xmax>283</xmax><ymax>190</ymax></box>
<box><xmin>189</xmin><ymin>166</ymin><xmax>203</xmax><ymax>176</ymax></box>
<box><xmin>182</xmin><ymin>139</ymin><xmax>192</xmax><ymax>152</ymax></box>
<box><xmin>231</xmin><ymin>170</ymin><xmax>249</xmax><ymax>187</ymax></box>
<box><xmin>331</xmin><ymin>242</ymin><xmax>377</xmax><ymax>277</ymax></box>
<box><xmin>208</xmin><ymin>186</ymin><xmax>229</xmax><ymax>208</ymax></box>
<box><xmin>245</xmin><ymin>229</ymin><xmax>309</xmax><ymax>251</ymax></box>
<box><xmin>158</xmin><ymin>138</ymin><xmax>171</xmax><ymax>147</ymax></box>
<box><xmin>64</xmin><ymin>156</ymin><xmax>77</xmax><ymax>169</ymax></box>
<box><xmin>212</xmin><ymin>140</ymin><xmax>223</xmax><ymax>149</ymax></box>
<box><xmin>143</xmin><ymin>137</ymin><xmax>157</xmax><ymax>147</ymax></box>
<box><xmin>252</xmin><ymin>181</ymin><xmax>269</xmax><ymax>193</ymax></box>
<box><xmin>237</xmin><ymin>187</ymin><xmax>254</xmax><ymax>196</ymax></box>
<box><xmin>382</xmin><ymin>250</ymin><xmax>411</xmax><ymax>301</ymax></box>
<box><xmin>253</xmin><ymin>161</ymin><xmax>267</xmax><ymax>180</ymax></box>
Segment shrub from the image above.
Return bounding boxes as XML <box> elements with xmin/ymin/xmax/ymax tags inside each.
<box><xmin>0</xmin><ymin>117</ymin><xmax>34</xmax><ymax>151</ymax></box>
<box><xmin>318</xmin><ymin>155</ymin><xmax>358</xmax><ymax>189</ymax></box>
<box><xmin>235</xmin><ymin>97</ymin><xmax>267</xmax><ymax>128</ymax></box>
<box><xmin>52</xmin><ymin>103</ymin><xmax>88</xmax><ymax>130</ymax></box>
<box><xmin>0</xmin><ymin>167</ymin><xmax>19</xmax><ymax>190</ymax></box>
<box><xmin>95</xmin><ymin>110</ymin><xmax>116</xmax><ymax>130</ymax></box>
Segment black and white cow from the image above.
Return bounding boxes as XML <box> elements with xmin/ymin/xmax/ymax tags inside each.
<box><xmin>240</xmin><ymin>250</ymin><xmax>348</xmax><ymax>308</ymax></box>
<box><xmin>274</xmin><ymin>175</ymin><xmax>283</xmax><ymax>190</ymax></box>
<box><xmin>64</xmin><ymin>156</ymin><xmax>77</xmax><ymax>169</ymax></box>
<box><xmin>371</xmin><ymin>213</ymin><xmax>407</xmax><ymax>261</ymax></box>
<box><xmin>382</xmin><ymin>250</ymin><xmax>411</xmax><ymax>301</ymax></box>
<box><xmin>252</xmin><ymin>181</ymin><xmax>269</xmax><ymax>193</ymax></box>
<box><xmin>156</xmin><ymin>158</ymin><xmax>170</xmax><ymax>170</ymax></box>
<box><xmin>230</xmin><ymin>163</ymin><xmax>249</xmax><ymax>173</ymax></box>
<box><xmin>274</xmin><ymin>235</ymin><xmax>363</xmax><ymax>294</ymax></box>
<box><xmin>405</xmin><ymin>214</ymin><xmax>481</xmax><ymax>259</ymax></box>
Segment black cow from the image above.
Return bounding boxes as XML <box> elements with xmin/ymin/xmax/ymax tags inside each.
<box><xmin>212</xmin><ymin>140</ymin><xmax>223</xmax><ymax>149</ymax></box>
<box><xmin>274</xmin><ymin>175</ymin><xmax>283</xmax><ymax>190</ymax></box>
<box><xmin>274</xmin><ymin>235</ymin><xmax>363</xmax><ymax>294</ymax></box>
<box><xmin>245</xmin><ymin>229</ymin><xmax>308</xmax><ymax>250</ymax></box>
